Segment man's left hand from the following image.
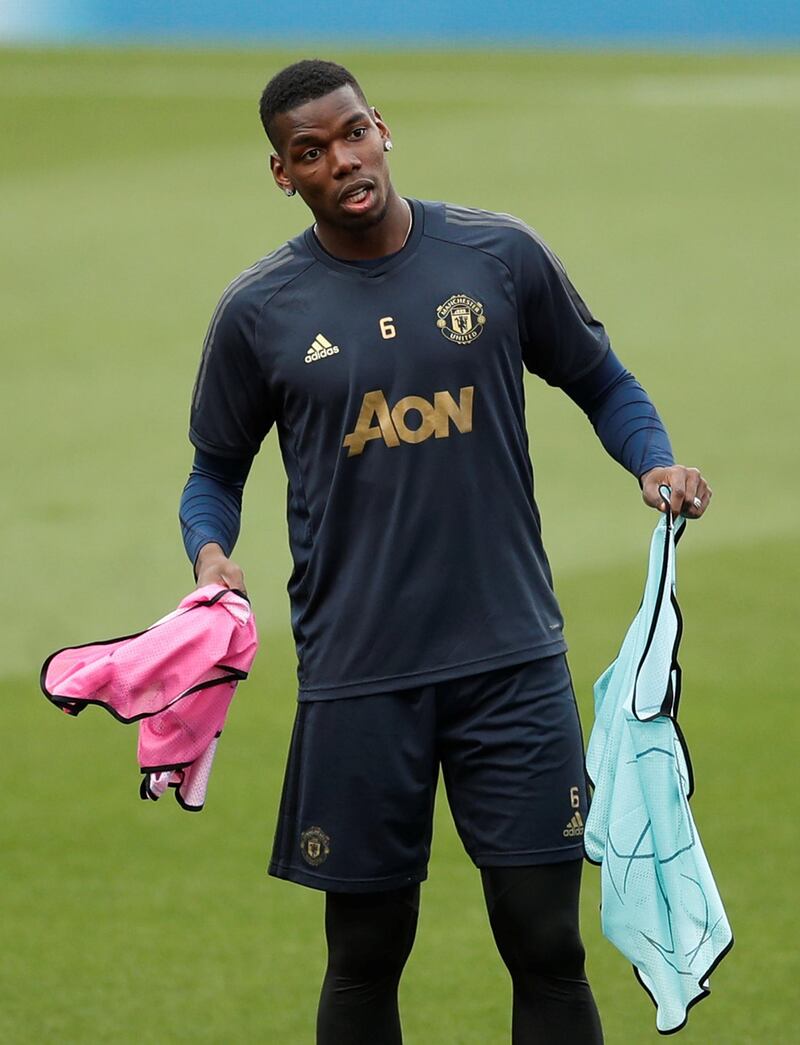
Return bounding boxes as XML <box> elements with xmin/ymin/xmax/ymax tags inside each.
<box><xmin>640</xmin><ymin>465</ymin><xmax>712</xmax><ymax>519</ymax></box>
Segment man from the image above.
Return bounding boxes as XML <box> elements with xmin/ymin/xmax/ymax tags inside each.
<box><xmin>180</xmin><ymin>59</ymin><xmax>711</xmax><ymax>1045</ymax></box>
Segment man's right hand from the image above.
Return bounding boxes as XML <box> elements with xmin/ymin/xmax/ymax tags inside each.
<box><xmin>195</xmin><ymin>543</ymin><xmax>247</xmax><ymax>596</ymax></box>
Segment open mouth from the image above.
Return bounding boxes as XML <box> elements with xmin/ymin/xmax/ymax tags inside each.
<box><xmin>339</xmin><ymin>182</ymin><xmax>375</xmax><ymax>214</ymax></box>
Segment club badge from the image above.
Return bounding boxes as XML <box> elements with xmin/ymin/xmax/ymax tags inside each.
<box><xmin>300</xmin><ymin>826</ymin><xmax>331</xmax><ymax>866</ymax></box>
<box><xmin>436</xmin><ymin>293</ymin><xmax>486</xmax><ymax>345</ymax></box>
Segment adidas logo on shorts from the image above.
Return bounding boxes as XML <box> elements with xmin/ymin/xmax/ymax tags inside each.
<box><xmin>305</xmin><ymin>332</ymin><xmax>340</xmax><ymax>363</ymax></box>
<box><xmin>563</xmin><ymin>811</ymin><xmax>584</xmax><ymax>838</ymax></box>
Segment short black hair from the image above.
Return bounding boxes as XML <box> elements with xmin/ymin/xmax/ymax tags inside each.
<box><xmin>259</xmin><ymin>59</ymin><xmax>368</xmax><ymax>151</ymax></box>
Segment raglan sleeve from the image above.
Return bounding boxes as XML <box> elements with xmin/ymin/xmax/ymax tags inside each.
<box><xmin>514</xmin><ymin>228</ymin><xmax>610</xmax><ymax>387</ymax></box>
<box><xmin>189</xmin><ymin>283</ymin><xmax>275</xmax><ymax>458</ymax></box>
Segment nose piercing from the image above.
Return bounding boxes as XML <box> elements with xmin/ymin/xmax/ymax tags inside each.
<box><xmin>383</xmin><ymin>140</ymin><xmax>393</xmax><ymax>152</ymax></box>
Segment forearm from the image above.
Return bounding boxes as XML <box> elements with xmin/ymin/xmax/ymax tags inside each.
<box><xmin>179</xmin><ymin>449</ymin><xmax>253</xmax><ymax>572</ymax></box>
<box><xmin>563</xmin><ymin>349</ymin><xmax>674</xmax><ymax>481</ymax></box>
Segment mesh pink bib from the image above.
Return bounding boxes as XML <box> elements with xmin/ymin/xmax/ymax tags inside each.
<box><xmin>41</xmin><ymin>585</ymin><xmax>259</xmax><ymax>810</ymax></box>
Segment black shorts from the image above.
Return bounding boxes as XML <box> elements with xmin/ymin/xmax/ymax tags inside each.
<box><xmin>268</xmin><ymin>654</ymin><xmax>588</xmax><ymax>892</ymax></box>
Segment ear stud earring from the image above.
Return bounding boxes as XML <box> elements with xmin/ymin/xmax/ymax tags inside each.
<box><xmin>383</xmin><ymin>140</ymin><xmax>393</xmax><ymax>152</ymax></box>
<box><xmin>284</xmin><ymin>187</ymin><xmax>296</xmax><ymax>197</ymax></box>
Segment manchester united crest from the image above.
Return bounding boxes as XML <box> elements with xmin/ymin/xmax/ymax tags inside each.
<box><xmin>436</xmin><ymin>293</ymin><xmax>486</xmax><ymax>345</ymax></box>
<box><xmin>300</xmin><ymin>826</ymin><xmax>331</xmax><ymax>866</ymax></box>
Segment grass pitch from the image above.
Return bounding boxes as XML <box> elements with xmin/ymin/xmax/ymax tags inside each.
<box><xmin>2</xmin><ymin>46</ymin><xmax>799</xmax><ymax>1043</ymax></box>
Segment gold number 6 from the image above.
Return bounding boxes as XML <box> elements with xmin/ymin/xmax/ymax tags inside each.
<box><xmin>379</xmin><ymin>317</ymin><xmax>396</xmax><ymax>340</ymax></box>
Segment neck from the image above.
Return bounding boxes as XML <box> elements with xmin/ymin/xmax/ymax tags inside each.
<box><xmin>312</xmin><ymin>189</ymin><xmax>410</xmax><ymax>260</ymax></box>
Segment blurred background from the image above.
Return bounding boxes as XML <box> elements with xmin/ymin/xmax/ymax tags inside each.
<box><xmin>2</xmin><ymin>3</ymin><xmax>798</xmax><ymax>1043</ymax></box>
<box><xmin>3</xmin><ymin>0</ymin><xmax>800</xmax><ymax>45</ymax></box>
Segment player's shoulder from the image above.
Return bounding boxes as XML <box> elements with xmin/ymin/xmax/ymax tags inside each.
<box><xmin>419</xmin><ymin>198</ymin><xmax>554</xmax><ymax>265</ymax></box>
<box><xmin>210</xmin><ymin>230</ymin><xmax>314</xmax><ymax>321</ymax></box>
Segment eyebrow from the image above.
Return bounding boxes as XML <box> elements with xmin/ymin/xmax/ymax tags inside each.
<box><xmin>288</xmin><ymin>110</ymin><xmax>369</xmax><ymax>148</ymax></box>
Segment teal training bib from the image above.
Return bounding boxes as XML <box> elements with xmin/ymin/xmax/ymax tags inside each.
<box><xmin>585</xmin><ymin>508</ymin><xmax>733</xmax><ymax>1034</ymax></box>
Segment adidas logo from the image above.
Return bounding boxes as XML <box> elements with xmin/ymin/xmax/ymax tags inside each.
<box><xmin>305</xmin><ymin>332</ymin><xmax>340</xmax><ymax>363</ymax></box>
<box><xmin>562</xmin><ymin>811</ymin><xmax>584</xmax><ymax>838</ymax></box>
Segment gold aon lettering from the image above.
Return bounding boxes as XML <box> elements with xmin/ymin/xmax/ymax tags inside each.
<box><xmin>343</xmin><ymin>387</ymin><xmax>475</xmax><ymax>457</ymax></box>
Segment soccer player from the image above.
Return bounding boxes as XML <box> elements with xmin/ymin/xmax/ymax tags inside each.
<box><xmin>180</xmin><ymin>59</ymin><xmax>711</xmax><ymax>1045</ymax></box>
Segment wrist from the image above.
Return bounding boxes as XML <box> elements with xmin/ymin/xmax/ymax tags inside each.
<box><xmin>194</xmin><ymin>542</ymin><xmax>227</xmax><ymax>575</ymax></box>
<box><xmin>638</xmin><ymin>462</ymin><xmax>673</xmax><ymax>488</ymax></box>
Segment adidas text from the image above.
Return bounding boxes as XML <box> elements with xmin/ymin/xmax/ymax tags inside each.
<box><xmin>305</xmin><ymin>332</ymin><xmax>340</xmax><ymax>364</ymax></box>
<box><xmin>563</xmin><ymin>811</ymin><xmax>584</xmax><ymax>838</ymax></box>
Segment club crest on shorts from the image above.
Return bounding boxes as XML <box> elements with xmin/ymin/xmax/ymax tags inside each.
<box><xmin>436</xmin><ymin>293</ymin><xmax>486</xmax><ymax>344</ymax></box>
<box><xmin>300</xmin><ymin>826</ymin><xmax>331</xmax><ymax>866</ymax></box>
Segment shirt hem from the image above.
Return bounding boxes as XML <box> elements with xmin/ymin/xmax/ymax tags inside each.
<box><xmin>189</xmin><ymin>428</ymin><xmax>260</xmax><ymax>460</ymax></box>
<box><xmin>297</xmin><ymin>638</ymin><xmax>568</xmax><ymax>701</ymax></box>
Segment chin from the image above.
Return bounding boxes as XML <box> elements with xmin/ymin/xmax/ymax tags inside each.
<box><xmin>361</xmin><ymin>198</ymin><xmax>392</xmax><ymax>227</ymax></box>
<box><xmin>339</xmin><ymin>193</ymin><xmax>390</xmax><ymax>231</ymax></box>
<box><xmin>360</xmin><ymin>200</ymin><xmax>391</xmax><ymax>228</ymax></box>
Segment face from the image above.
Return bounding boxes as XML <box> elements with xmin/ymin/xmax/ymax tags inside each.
<box><xmin>270</xmin><ymin>85</ymin><xmax>393</xmax><ymax>231</ymax></box>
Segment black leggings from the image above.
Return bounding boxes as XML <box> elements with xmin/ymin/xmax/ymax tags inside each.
<box><xmin>317</xmin><ymin>860</ymin><xmax>603</xmax><ymax>1044</ymax></box>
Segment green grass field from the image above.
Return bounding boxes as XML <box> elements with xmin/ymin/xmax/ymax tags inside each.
<box><xmin>2</xmin><ymin>46</ymin><xmax>799</xmax><ymax>1043</ymax></box>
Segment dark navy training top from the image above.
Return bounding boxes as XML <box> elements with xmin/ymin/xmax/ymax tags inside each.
<box><xmin>189</xmin><ymin>199</ymin><xmax>671</xmax><ymax>700</ymax></box>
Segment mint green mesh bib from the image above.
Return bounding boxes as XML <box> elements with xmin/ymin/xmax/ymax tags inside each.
<box><xmin>584</xmin><ymin>507</ymin><xmax>733</xmax><ymax>1034</ymax></box>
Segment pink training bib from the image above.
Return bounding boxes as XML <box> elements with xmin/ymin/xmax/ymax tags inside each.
<box><xmin>40</xmin><ymin>585</ymin><xmax>259</xmax><ymax>810</ymax></box>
